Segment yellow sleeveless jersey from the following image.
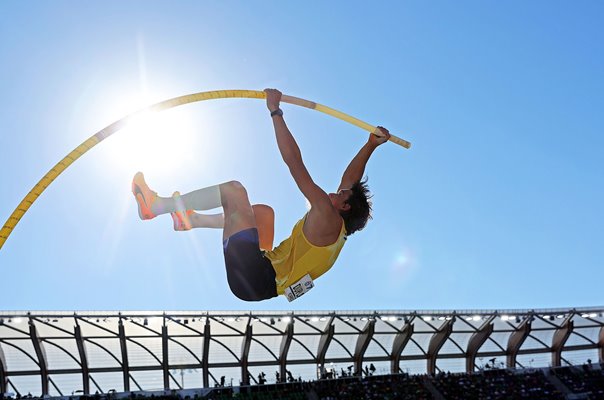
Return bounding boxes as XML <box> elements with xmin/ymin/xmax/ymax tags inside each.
<box><xmin>264</xmin><ymin>214</ymin><xmax>347</xmax><ymax>295</ymax></box>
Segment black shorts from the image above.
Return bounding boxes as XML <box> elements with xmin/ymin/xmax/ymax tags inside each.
<box><xmin>223</xmin><ymin>228</ymin><xmax>278</xmax><ymax>301</ymax></box>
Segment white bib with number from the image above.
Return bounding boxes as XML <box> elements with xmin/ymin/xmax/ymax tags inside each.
<box><xmin>284</xmin><ymin>274</ymin><xmax>314</xmax><ymax>302</ymax></box>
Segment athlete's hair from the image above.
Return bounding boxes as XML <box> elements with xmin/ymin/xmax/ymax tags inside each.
<box><xmin>341</xmin><ymin>177</ymin><xmax>373</xmax><ymax>235</ymax></box>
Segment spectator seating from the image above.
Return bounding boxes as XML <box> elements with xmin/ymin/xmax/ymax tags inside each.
<box><xmin>552</xmin><ymin>363</ymin><xmax>604</xmax><ymax>398</ymax></box>
<box><xmin>432</xmin><ymin>369</ymin><xmax>565</xmax><ymax>400</ymax></box>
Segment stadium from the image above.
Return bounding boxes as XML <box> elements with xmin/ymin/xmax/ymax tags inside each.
<box><xmin>1</xmin><ymin>308</ymin><xmax>603</xmax><ymax>399</ymax></box>
<box><xmin>2</xmin><ymin>3</ymin><xmax>604</xmax><ymax>400</ymax></box>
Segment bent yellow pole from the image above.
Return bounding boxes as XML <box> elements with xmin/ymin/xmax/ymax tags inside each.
<box><xmin>0</xmin><ymin>89</ymin><xmax>411</xmax><ymax>251</ymax></box>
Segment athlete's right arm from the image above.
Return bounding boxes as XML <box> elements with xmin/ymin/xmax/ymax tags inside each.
<box><xmin>338</xmin><ymin>127</ymin><xmax>390</xmax><ymax>191</ymax></box>
<box><xmin>265</xmin><ymin>89</ymin><xmax>332</xmax><ymax>212</ymax></box>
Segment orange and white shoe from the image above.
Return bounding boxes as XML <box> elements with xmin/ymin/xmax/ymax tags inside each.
<box><xmin>132</xmin><ymin>172</ymin><xmax>158</xmax><ymax>220</ymax></box>
<box><xmin>170</xmin><ymin>191</ymin><xmax>194</xmax><ymax>231</ymax></box>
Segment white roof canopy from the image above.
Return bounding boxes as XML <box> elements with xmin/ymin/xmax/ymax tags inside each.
<box><xmin>1</xmin><ymin>308</ymin><xmax>602</xmax><ymax>396</ymax></box>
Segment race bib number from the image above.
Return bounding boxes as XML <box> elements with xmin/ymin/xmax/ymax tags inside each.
<box><xmin>284</xmin><ymin>274</ymin><xmax>314</xmax><ymax>302</ymax></box>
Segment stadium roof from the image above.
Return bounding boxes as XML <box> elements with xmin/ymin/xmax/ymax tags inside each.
<box><xmin>1</xmin><ymin>308</ymin><xmax>603</xmax><ymax>396</ymax></box>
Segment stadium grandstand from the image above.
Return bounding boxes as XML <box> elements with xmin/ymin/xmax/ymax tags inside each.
<box><xmin>1</xmin><ymin>308</ymin><xmax>603</xmax><ymax>399</ymax></box>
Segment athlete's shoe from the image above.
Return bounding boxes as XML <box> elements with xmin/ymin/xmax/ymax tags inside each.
<box><xmin>132</xmin><ymin>172</ymin><xmax>158</xmax><ymax>220</ymax></box>
<box><xmin>170</xmin><ymin>191</ymin><xmax>194</xmax><ymax>231</ymax></box>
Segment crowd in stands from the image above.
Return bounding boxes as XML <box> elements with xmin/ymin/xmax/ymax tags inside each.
<box><xmin>3</xmin><ymin>362</ymin><xmax>604</xmax><ymax>400</ymax></box>
<box><xmin>206</xmin><ymin>384</ymin><xmax>307</xmax><ymax>400</ymax></box>
<box><xmin>552</xmin><ymin>361</ymin><xmax>604</xmax><ymax>398</ymax></box>
<box><xmin>432</xmin><ymin>369</ymin><xmax>564</xmax><ymax>400</ymax></box>
<box><xmin>312</xmin><ymin>373</ymin><xmax>432</xmax><ymax>400</ymax></box>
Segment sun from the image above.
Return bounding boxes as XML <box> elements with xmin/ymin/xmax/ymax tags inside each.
<box><xmin>102</xmin><ymin>97</ymin><xmax>198</xmax><ymax>177</ymax></box>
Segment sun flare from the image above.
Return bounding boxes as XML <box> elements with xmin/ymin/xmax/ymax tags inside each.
<box><xmin>103</xmin><ymin>99</ymin><xmax>198</xmax><ymax>177</ymax></box>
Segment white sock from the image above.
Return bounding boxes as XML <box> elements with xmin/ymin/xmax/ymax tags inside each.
<box><xmin>180</xmin><ymin>185</ymin><xmax>222</xmax><ymax>211</ymax></box>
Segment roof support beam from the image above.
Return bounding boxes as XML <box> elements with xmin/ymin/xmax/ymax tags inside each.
<box><xmin>74</xmin><ymin>325</ymin><xmax>90</xmax><ymax>395</ymax></box>
<box><xmin>466</xmin><ymin>315</ymin><xmax>495</xmax><ymax>373</ymax></box>
<box><xmin>118</xmin><ymin>318</ymin><xmax>130</xmax><ymax>392</ymax></box>
<box><xmin>353</xmin><ymin>319</ymin><xmax>375</xmax><ymax>376</ymax></box>
<box><xmin>29</xmin><ymin>318</ymin><xmax>49</xmax><ymax>396</ymax></box>
<box><xmin>506</xmin><ymin>315</ymin><xmax>532</xmax><ymax>368</ymax></box>
<box><xmin>240</xmin><ymin>320</ymin><xmax>252</xmax><ymax>386</ymax></box>
<box><xmin>49</xmin><ymin>377</ymin><xmax>63</xmax><ymax>397</ymax></box>
<box><xmin>278</xmin><ymin>321</ymin><xmax>294</xmax><ymax>383</ymax></box>
<box><xmin>161</xmin><ymin>324</ymin><xmax>170</xmax><ymax>390</ymax></box>
<box><xmin>427</xmin><ymin>318</ymin><xmax>454</xmax><ymax>374</ymax></box>
<box><xmin>316</xmin><ymin>316</ymin><xmax>335</xmax><ymax>378</ymax></box>
<box><xmin>552</xmin><ymin>315</ymin><xmax>573</xmax><ymax>367</ymax></box>
<box><xmin>390</xmin><ymin>318</ymin><xmax>414</xmax><ymax>374</ymax></box>
<box><xmin>598</xmin><ymin>326</ymin><xmax>604</xmax><ymax>363</ymax></box>
<box><xmin>0</xmin><ymin>342</ymin><xmax>7</xmax><ymax>395</ymax></box>
<box><xmin>202</xmin><ymin>318</ymin><xmax>210</xmax><ymax>388</ymax></box>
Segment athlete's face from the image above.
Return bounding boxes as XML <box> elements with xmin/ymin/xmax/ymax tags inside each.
<box><xmin>329</xmin><ymin>189</ymin><xmax>352</xmax><ymax>210</ymax></box>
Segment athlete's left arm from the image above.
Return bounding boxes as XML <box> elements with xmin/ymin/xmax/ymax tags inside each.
<box><xmin>337</xmin><ymin>127</ymin><xmax>390</xmax><ymax>191</ymax></box>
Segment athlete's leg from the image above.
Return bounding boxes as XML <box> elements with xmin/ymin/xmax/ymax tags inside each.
<box><xmin>133</xmin><ymin>173</ymin><xmax>275</xmax><ymax>246</ymax></box>
<box><xmin>218</xmin><ymin>180</ymin><xmax>257</xmax><ymax>241</ymax></box>
<box><xmin>252</xmin><ymin>204</ymin><xmax>274</xmax><ymax>250</ymax></box>
<box><xmin>177</xmin><ymin>204</ymin><xmax>274</xmax><ymax>249</ymax></box>
<box><xmin>132</xmin><ymin>172</ymin><xmax>222</xmax><ymax>218</ymax></box>
<box><xmin>218</xmin><ymin>181</ymin><xmax>279</xmax><ymax>301</ymax></box>
<box><xmin>187</xmin><ymin>213</ymin><xmax>224</xmax><ymax>229</ymax></box>
<box><xmin>133</xmin><ymin>174</ymin><xmax>277</xmax><ymax>301</ymax></box>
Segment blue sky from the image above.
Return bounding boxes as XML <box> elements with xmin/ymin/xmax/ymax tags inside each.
<box><xmin>1</xmin><ymin>1</ymin><xmax>602</xmax><ymax>312</ymax></box>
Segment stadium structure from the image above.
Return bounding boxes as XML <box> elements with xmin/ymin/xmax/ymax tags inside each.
<box><xmin>0</xmin><ymin>308</ymin><xmax>603</xmax><ymax>398</ymax></box>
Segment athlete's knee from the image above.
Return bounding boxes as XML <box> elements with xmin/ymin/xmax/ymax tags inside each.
<box><xmin>220</xmin><ymin>181</ymin><xmax>249</xmax><ymax>203</ymax></box>
<box><xmin>221</xmin><ymin>180</ymin><xmax>246</xmax><ymax>193</ymax></box>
